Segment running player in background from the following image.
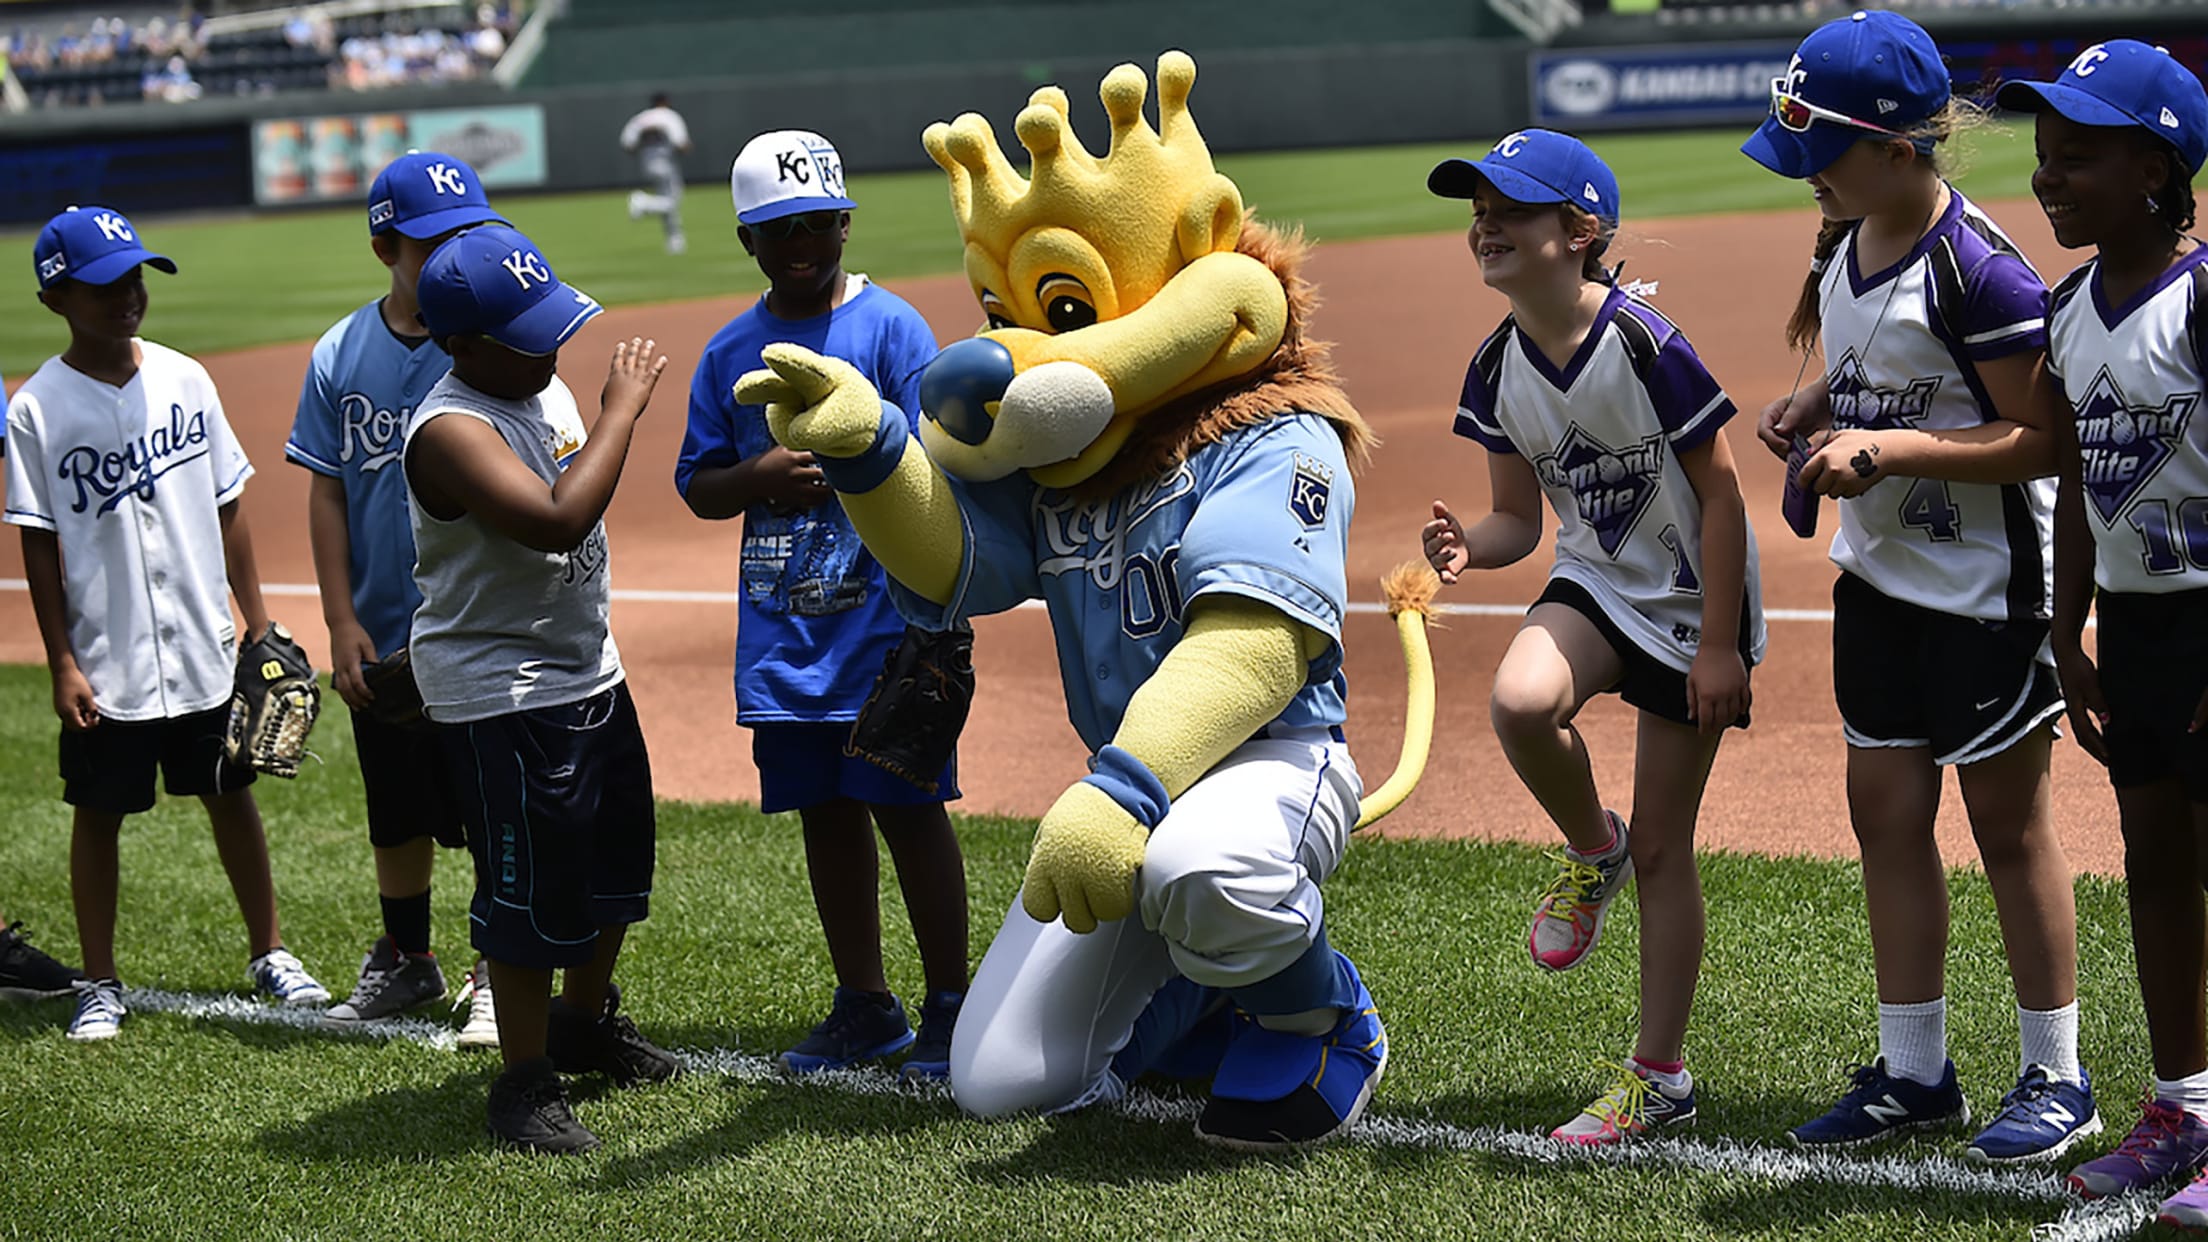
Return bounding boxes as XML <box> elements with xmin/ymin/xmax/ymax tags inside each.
<box><xmin>1425</xmin><ymin>129</ymin><xmax>1763</xmax><ymax>1145</ymax></box>
<box><xmin>2000</xmin><ymin>42</ymin><xmax>2208</xmax><ymax>1214</ymax></box>
<box><xmin>5</xmin><ymin>206</ymin><xmax>328</xmax><ymax>1042</ymax></box>
<box><xmin>287</xmin><ymin>151</ymin><xmax>504</xmax><ymax>1043</ymax></box>
<box><xmin>1744</xmin><ymin>10</ymin><xmax>2096</xmax><ymax>1165</ymax></box>
<box><xmin>622</xmin><ymin>93</ymin><xmax>692</xmax><ymax>256</ymax></box>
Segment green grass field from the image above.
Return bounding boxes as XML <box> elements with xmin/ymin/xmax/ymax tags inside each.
<box><xmin>0</xmin><ymin>125</ymin><xmax>2046</xmax><ymax>377</ymax></box>
<box><xmin>0</xmin><ymin>667</ymin><xmax>2175</xmax><ymax>1242</ymax></box>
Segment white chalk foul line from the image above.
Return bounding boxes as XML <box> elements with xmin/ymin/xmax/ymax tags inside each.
<box><xmin>110</xmin><ymin>987</ymin><xmax>2137</xmax><ymax>1235</ymax></box>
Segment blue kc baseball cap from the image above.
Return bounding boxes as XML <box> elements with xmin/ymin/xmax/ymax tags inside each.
<box><xmin>416</xmin><ymin>225</ymin><xmax>602</xmax><ymax>355</ymax></box>
<box><xmin>730</xmin><ymin>130</ymin><xmax>856</xmax><ymax>225</ymax></box>
<box><xmin>367</xmin><ymin>150</ymin><xmax>504</xmax><ymax>239</ymax></box>
<box><xmin>1997</xmin><ymin>41</ymin><xmax>2208</xmax><ymax>175</ymax></box>
<box><xmin>1741</xmin><ymin>10</ymin><xmax>1952</xmax><ymax>180</ymax></box>
<box><xmin>34</xmin><ymin>205</ymin><xmax>175</xmax><ymax>290</ymax></box>
<box><xmin>1428</xmin><ymin>129</ymin><xmax>1621</xmax><ymax>226</ymax></box>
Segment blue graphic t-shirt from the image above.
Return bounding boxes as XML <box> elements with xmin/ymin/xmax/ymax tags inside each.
<box><xmin>285</xmin><ymin>300</ymin><xmax>454</xmax><ymax>658</ymax></box>
<box><xmin>675</xmin><ymin>278</ymin><xmax>939</xmax><ymax>722</ymax></box>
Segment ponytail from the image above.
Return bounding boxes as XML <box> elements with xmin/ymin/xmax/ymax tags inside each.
<box><xmin>1786</xmin><ymin>218</ymin><xmax>1851</xmax><ymax>355</ymax></box>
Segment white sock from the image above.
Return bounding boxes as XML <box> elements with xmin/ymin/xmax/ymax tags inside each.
<box><xmin>2157</xmin><ymin>1069</ymin><xmax>2208</xmax><ymax>1120</ymax></box>
<box><xmin>2018</xmin><ymin>1002</ymin><xmax>2082</xmax><ymax>1085</ymax></box>
<box><xmin>1631</xmin><ymin>1056</ymin><xmax>1692</xmax><ymax>1094</ymax></box>
<box><xmin>1878</xmin><ymin>998</ymin><xmax>1948</xmax><ymax>1087</ymax></box>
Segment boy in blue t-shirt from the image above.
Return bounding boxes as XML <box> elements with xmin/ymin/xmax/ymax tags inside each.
<box><xmin>676</xmin><ymin>131</ymin><xmax>969</xmax><ymax>1079</ymax></box>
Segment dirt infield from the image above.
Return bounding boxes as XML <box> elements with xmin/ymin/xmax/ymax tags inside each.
<box><xmin>0</xmin><ymin>195</ymin><xmax>2131</xmax><ymax>873</ymax></box>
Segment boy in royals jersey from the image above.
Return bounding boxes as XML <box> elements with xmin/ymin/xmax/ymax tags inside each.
<box><xmin>5</xmin><ymin>206</ymin><xmax>328</xmax><ymax>1042</ymax></box>
<box><xmin>287</xmin><ymin>152</ymin><xmax>503</xmax><ymax>1042</ymax></box>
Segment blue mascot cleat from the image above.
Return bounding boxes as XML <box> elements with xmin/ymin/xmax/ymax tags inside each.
<box><xmin>1194</xmin><ymin>952</ymin><xmax>1386</xmax><ymax>1151</ymax></box>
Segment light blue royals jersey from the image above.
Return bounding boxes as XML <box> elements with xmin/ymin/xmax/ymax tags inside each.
<box><xmin>2047</xmin><ymin>246</ymin><xmax>2208</xmax><ymax>594</ymax></box>
<box><xmin>891</xmin><ymin>414</ymin><xmax>1354</xmax><ymax>754</ymax></box>
<box><xmin>285</xmin><ymin>300</ymin><xmax>453</xmax><ymax>658</ymax></box>
<box><xmin>676</xmin><ymin>277</ymin><xmax>940</xmax><ymax>723</ymax></box>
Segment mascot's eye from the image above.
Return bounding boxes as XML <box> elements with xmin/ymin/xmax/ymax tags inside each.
<box><xmin>980</xmin><ymin>291</ymin><xmax>1015</xmax><ymax>331</ymax></box>
<box><xmin>1037</xmin><ymin>275</ymin><xmax>1097</xmax><ymax>333</ymax></box>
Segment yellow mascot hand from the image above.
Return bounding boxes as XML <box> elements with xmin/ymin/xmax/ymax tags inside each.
<box><xmin>1022</xmin><ymin>779</ymin><xmax>1153</xmax><ymax>935</ymax></box>
<box><xmin>733</xmin><ymin>342</ymin><xmax>888</xmax><ymax>460</ymax></box>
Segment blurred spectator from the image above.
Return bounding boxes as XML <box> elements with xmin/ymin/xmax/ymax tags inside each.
<box><xmin>143</xmin><ymin>51</ymin><xmax>199</xmax><ymax>102</ymax></box>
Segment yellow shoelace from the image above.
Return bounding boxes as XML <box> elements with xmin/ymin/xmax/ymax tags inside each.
<box><xmin>1537</xmin><ymin>853</ymin><xmax>1609</xmax><ymax>922</ymax></box>
<box><xmin>1580</xmin><ymin>1061</ymin><xmax>1653</xmax><ymax>1132</ymax></box>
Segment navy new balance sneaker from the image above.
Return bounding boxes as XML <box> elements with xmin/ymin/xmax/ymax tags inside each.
<box><xmin>778</xmin><ymin>986</ymin><xmax>915</xmax><ymax>1075</ymax></box>
<box><xmin>1789</xmin><ymin>1057</ymin><xmax>1970</xmax><ymax>1147</ymax></box>
<box><xmin>1966</xmin><ymin>1065</ymin><xmax>2102</xmax><ymax>1164</ymax></box>
<box><xmin>899</xmin><ymin>989</ymin><xmax>963</xmax><ymax>1083</ymax></box>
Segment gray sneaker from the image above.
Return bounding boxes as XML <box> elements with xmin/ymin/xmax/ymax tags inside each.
<box><xmin>325</xmin><ymin>936</ymin><xmax>446</xmax><ymax>1022</ymax></box>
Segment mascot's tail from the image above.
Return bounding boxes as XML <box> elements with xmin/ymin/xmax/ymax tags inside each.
<box><xmin>1353</xmin><ymin>561</ymin><xmax>1441</xmax><ymax>830</ymax></box>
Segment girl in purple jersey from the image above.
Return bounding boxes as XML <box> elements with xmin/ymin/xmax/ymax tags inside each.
<box><xmin>1425</xmin><ymin>130</ymin><xmax>1761</xmax><ymax>1146</ymax></box>
<box><xmin>1744</xmin><ymin>10</ymin><xmax>2094</xmax><ymax>1164</ymax></box>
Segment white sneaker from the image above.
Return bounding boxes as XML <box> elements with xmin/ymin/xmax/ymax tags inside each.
<box><xmin>456</xmin><ymin>958</ymin><xmax>500</xmax><ymax>1048</ymax></box>
<box><xmin>627</xmin><ymin>190</ymin><xmax>646</xmax><ymax>220</ymax></box>
<box><xmin>667</xmin><ymin>232</ymin><xmax>686</xmax><ymax>255</ymax></box>
<box><xmin>248</xmin><ymin>948</ymin><xmax>330</xmax><ymax>1005</ymax></box>
<box><xmin>67</xmin><ymin>978</ymin><xmax>126</xmax><ymax>1042</ymax></box>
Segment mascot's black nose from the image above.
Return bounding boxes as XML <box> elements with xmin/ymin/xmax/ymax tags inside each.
<box><xmin>919</xmin><ymin>337</ymin><xmax>1015</xmax><ymax>446</ymax></box>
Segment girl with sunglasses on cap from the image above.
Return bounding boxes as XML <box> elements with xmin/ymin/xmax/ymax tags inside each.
<box><xmin>1743</xmin><ymin>10</ymin><xmax>2094</xmax><ymax>1164</ymax></box>
<box><xmin>2000</xmin><ymin>43</ymin><xmax>2208</xmax><ymax>1219</ymax></box>
<box><xmin>1424</xmin><ymin>129</ymin><xmax>1765</xmax><ymax>1145</ymax></box>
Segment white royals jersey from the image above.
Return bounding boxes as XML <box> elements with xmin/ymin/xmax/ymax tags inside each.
<box><xmin>1817</xmin><ymin>187</ymin><xmax>2056</xmax><ymax>624</ymax></box>
<box><xmin>3</xmin><ymin>341</ymin><xmax>253</xmax><ymax>721</ymax></box>
<box><xmin>2047</xmin><ymin>246</ymin><xmax>2208</xmax><ymax>594</ymax></box>
<box><xmin>1456</xmin><ymin>286</ymin><xmax>1768</xmax><ymax>672</ymax></box>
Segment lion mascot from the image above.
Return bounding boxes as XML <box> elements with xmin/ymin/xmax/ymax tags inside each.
<box><xmin>738</xmin><ymin>50</ymin><xmax>1436</xmax><ymax>1149</ymax></box>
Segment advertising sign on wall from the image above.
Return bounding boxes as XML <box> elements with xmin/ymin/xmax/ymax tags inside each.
<box><xmin>252</xmin><ymin>103</ymin><xmax>547</xmax><ymax>206</ymax></box>
<box><xmin>1531</xmin><ymin>43</ymin><xmax>1796</xmax><ymax>131</ymax></box>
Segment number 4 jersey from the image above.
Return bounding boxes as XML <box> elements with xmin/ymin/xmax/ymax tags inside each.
<box><xmin>2046</xmin><ymin>245</ymin><xmax>2208</xmax><ymax>595</ymax></box>
<box><xmin>1455</xmin><ymin>285</ymin><xmax>1768</xmax><ymax>674</ymax></box>
<box><xmin>1816</xmin><ymin>186</ymin><xmax>2056</xmax><ymax>624</ymax></box>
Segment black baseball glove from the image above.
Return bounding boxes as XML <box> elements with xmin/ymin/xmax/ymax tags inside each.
<box><xmin>845</xmin><ymin>621</ymin><xmax>975</xmax><ymax>794</ymax></box>
<box><xmin>360</xmin><ymin>646</ymin><xmax>427</xmax><ymax>730</ymax></box>
<box><xmin>224</xmin><ymin>623</ymin><xmax>322</xmax><ymax>778</ymax></box>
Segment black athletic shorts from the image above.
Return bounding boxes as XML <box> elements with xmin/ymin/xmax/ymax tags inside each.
<box><xmin>2097</xmin><ymin>587</ymin><xmax>2208</xmax><ymax>801</ymax></box>
<box><xmin>1534</xmin><ymin>578</ymin><xmax>1752</xmax><ymax>730</ymax></box>
<box><xmin>1832</xmin><ymin>571</ymin><xmax>2064</xmax><ymax>768</ymax></box>
<box><xmin>351</xmin><ymin>709</ymin><xmax>467</xmax><ymax>850</ymax></box>
<box><xmin>436</xmin><ymin>681</ymin><xmax>656</xmax><ymax>970</ymax></box>
<box><xmin>60</xmin><ymin>704</ymin><xmax>254</xmax><ymax>814</ymax></box>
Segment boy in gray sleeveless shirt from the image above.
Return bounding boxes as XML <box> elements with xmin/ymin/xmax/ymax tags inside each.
<box><xmin>404</xmin><ymin>224</ymin><xmax>677</xmax><ymax>1154</ymax></box>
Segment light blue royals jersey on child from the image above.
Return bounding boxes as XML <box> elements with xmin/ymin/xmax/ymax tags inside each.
<box><xmin>2047</xmin><ymin>246</ymin><xmax>2208</xmax><ymax>594</ymax></box>
<box><xmin>1456</xmin><ymin>287</ymin><xmax>1768</xmax><ymax>671</ymax></box>
<box><xmin>285</xmin><ymin>300</ymin><xmax>454</xmax><ymax>658</ymax></box>
<box><xmin>890</xmin><ymin>414</ymin><xmax>1355</xmax><ymax>754</ymax></box>
<box><xmin>676</xmin><ymin>276</ymin><xmax>939</xmax><ymax>723</ymax></box>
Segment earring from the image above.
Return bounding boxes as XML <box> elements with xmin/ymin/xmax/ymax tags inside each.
<box><xmin>2147</xmin><ymin>189</ymin><xmax>2162</xmax><ymax>212</ymax></box>
<box><xmin>1569</xmin><ymin>240</ymin><xmax>1583</xmax><ymax>252</ymax></box>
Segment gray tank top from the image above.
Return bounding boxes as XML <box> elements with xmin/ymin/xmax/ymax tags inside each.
<box><xmin>403</xmin><ymin>372</ymin><xmax>623</xmax><ymax>722</ymax></box>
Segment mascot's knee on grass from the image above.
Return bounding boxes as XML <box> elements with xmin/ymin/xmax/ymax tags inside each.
<box><xmin>737</xmin><ymin>50</ymin><xmax>1438</xmax><ymax>1150</ymax></box>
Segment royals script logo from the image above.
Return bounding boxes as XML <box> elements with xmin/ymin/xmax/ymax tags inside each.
<box><xmin>338</xmin><ymin>394</ymin><xmax>408</xmax><ymax>472</ymax></box>
<box><xmin>1534</xmin><ymin>424</ymin><xmax>1665</xmax><ymax>557</ymax></box>
<box><xmin>2074</xmin><ymin>365</ymin><xmax>2198</xmax><ymax>525</ymax></box>
<box><xmin>58</xmin><ymin>403</ymin><xmax>209</xmax><ymax>515</ymax></box>
<box><xmin>1036</xmin><ymin>466</ymin><xmax>1197</xmax><ymax>590</ymax></box>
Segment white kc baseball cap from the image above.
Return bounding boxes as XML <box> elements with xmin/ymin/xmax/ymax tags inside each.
<box><xmin>730</xmin><ymin>130</ymin><xmax>856</xmax><ymax>225</ymax></box>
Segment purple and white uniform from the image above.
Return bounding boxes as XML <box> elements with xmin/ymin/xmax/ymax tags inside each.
<box><xmin>1455</xmin><ymin>286</ymin><xmax>1768</xmax><ymax>670</ymax></box>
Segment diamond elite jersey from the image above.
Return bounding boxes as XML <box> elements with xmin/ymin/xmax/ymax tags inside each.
<box><xmin>1455</xmin><ymin>286</ymin><xmax>1768</xmax><ymax>672</ymax></box>
<box><xmin>1817</xmin><ymin>187</ymin><xmax>2055</xmax><ymax>624</ymax></box>
<box><xmin>2047</xmin><ymin>246</ymin><xmax>2208</xmax><ymax>594</ymax></box>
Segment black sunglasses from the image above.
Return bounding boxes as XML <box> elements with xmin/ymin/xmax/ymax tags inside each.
<box><xmin>752</xmin><ymin>210</ymin><xmax>843</xmax><ymax>241</ymax></box>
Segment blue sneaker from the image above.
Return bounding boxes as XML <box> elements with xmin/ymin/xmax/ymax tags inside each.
<box><xmin>899</xmin><ymin>989</ymin><xmax>963</xmax><ymax>1083</ymax></box>
<box><xmin>1193</xmin><ymin>953</ymin><xmax>1386</xmax><ymax>1151</ymax></box>
<box><xmin>1966</xmin><ymin>1066</ymin><xmax>2102</xmax><ymax>1165</ymax></box>
<box><xmin>1111</xmin><ymin>975</ymin><xmax>1233</xmax><ymax>1084</ymax></box>
<box><xmin>777</xmin><ymin>987</ymin><xmax>914</xmax><ymax>1075</ymax></box>
<box><xmin>1788</xmin><ymin>1057</ymin><xmax>1971</xmax><ymax>1147</ymax></box>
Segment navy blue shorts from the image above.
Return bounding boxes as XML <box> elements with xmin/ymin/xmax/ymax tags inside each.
<box><xmin>750</xmin><ymin>722</ymin><xmax>959</xmax><ymax>814</ymax></box>
<box><xmin>2098</xmin><ymin>588</ymin><xmax>2208</xmax><ymax>801</ymax></box>
<box><xmin>351</xmin><ymin>709</ymin><xmax>466</xmax><ymax>850</ymax></box>
<box><xmin>60</xmin><ymin>705</ymin><xmax>254</xmax><ymax>814</ymax></box>
<box><xmin>437</xmin><ymin>682</ymin><xmax>656</xmax><ymax>970</ymax></box>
